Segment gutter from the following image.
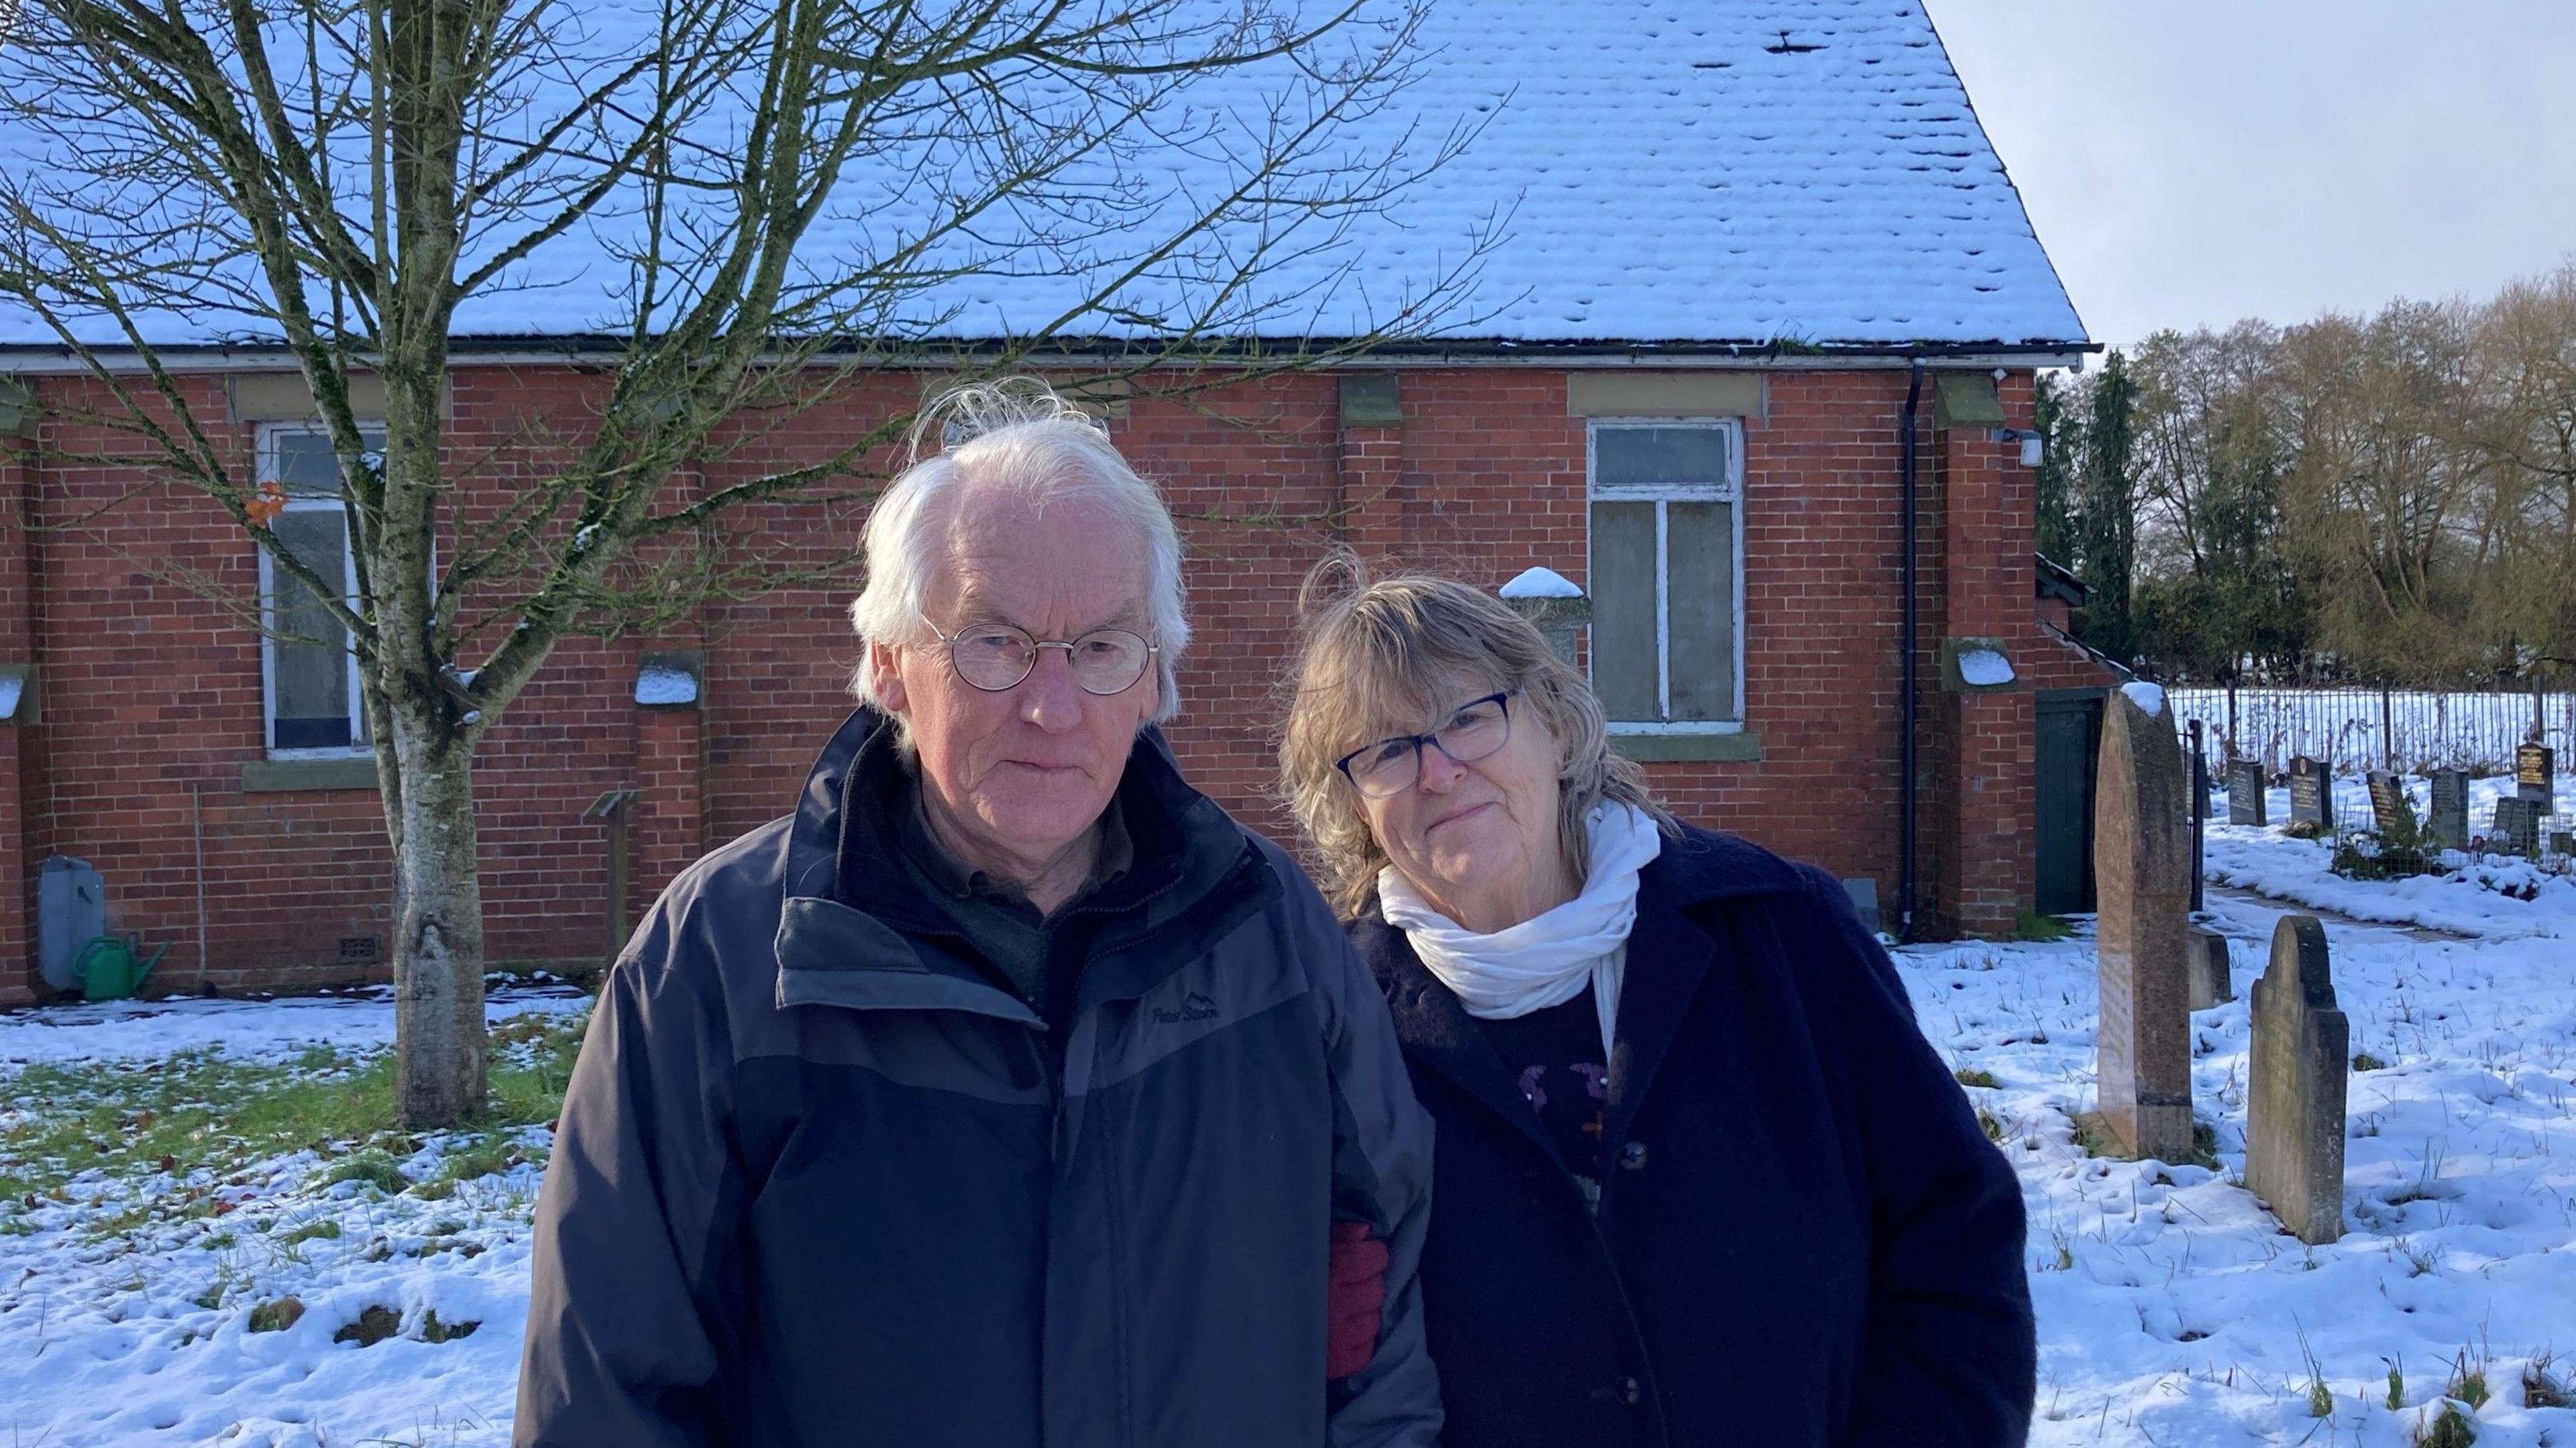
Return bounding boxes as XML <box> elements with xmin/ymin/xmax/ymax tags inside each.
<box><xmin>0</xmin><ymin>337</ymin><xmax>2098</xmax><ymax>376</ymax></box>
<box><xmin>1898</xmin><ymin>359</ymin><xmax>1925</xmax><ymax>943</ymax></box>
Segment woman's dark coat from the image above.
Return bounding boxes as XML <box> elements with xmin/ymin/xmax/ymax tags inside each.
<box><xmin>1351</xmin><ymin>826</ymin><xmax>2033</xmax><ymax>1448</ymax></box>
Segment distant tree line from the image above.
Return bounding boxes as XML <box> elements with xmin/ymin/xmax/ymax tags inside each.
<box><xmin>2035</xmin><ymin>264</ymin><xmax>2576</xmax><ymax>687</ymax></box>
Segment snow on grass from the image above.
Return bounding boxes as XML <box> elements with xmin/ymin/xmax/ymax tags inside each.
<box><xmin>5</xmin><ymin>832</ymin><xmax>2575</xmax><ymax>1445</ymax></box>
<box><xmin>1911</xmin><ymin>840</ymin><xmax>2576</xmax><ymax>1444</ymax></box>
<box><xmin>1</xmin><ymin>988</ymin><xmax>586</xmax><ymax>1447</ymax></box>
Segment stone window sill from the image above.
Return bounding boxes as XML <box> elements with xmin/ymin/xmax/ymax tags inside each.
<box><xmin>242</xmin><ymin>757</ymin><xmax>380</xmax><ymax>793</ymax></box>
<box><xmin>1609</xmin><ymin>730</ymin><xmax>1765</xmax><ymax>763</ymax></box>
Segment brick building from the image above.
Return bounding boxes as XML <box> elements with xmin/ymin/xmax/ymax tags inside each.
<box><xmin>0</xmin><ymin>1</ymin><xmax>2108</xmax><ymax>999</ymax></box>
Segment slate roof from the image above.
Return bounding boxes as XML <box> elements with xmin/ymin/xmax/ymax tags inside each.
<box><xmin>0</xmin><ymin>1</ymin><xmax>2087</xmax><ymax>351</ymax></box>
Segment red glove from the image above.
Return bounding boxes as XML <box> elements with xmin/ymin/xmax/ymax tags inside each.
<box><xmin>1327</xmin><ymin>1221</ymin><xmax>1390</xmax><ymax>1380</ymax></box>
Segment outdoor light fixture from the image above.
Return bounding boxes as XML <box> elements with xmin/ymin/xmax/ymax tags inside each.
<box><xmin>1989</xmin><ymin>427</ymin><xmax>2044</xmax><ymax>467</ymax></box>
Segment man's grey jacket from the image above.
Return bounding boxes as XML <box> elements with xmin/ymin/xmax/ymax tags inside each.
<box><xmin>515</xmin><ymin>708</ymin><xmax>1442</xmax><ymax>1447</ymax></box>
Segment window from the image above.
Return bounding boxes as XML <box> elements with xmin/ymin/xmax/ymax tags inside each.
<box><xmin>1587</xmin><ymin>419</ymin><xmax>1744</xmax><ymax>731</ymax></box>
<box><xmin>258</xmin><ymin>424</ymin><xmax>379</xmax><ymax>755</ymax></box>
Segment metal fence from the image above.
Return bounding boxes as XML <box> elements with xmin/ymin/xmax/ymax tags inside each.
<box><xmin>2166</xmin><ymin>685</ymin><xmax>2576</xmax><ymax>778</ymax></box>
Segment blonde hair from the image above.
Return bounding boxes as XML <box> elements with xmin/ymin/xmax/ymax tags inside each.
<box><xmin>1279</xmin><ymin>555</ymin><xmax>1673</xmax><ymax>919</ymax></box>
<box><xmin>848</xmin><ymin>378</ymin><xmax>1188</xmax><ymax>721</ymax></box>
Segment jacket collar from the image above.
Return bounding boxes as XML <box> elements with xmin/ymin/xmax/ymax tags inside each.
<box><xmin>1360</xmin><ymin>825</ymin><xmax>1806</xmax><ymax>1154</ymax></box>
<box><xmin>775</xmin><ymin>707</ymin><xmax>1268</xmax><ymax>1019</ymax></box>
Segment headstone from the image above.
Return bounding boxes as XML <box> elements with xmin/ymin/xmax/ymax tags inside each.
<box><xmin>2093</xmin><ymin>688</ymin><xmax>2195</xmax><ymax>1162</ymax></box>
<box><xmin>2492</xmin><ymin>797</ymin><xmax>2541</xmax><ymax>856</ymax></box>
<box><xmin>2246</xmin><ymin>915</ymin><xmax>2349</xmax><ymax>1245</ymax></box>
<box><xmin>2365</xmin><ymin>771</ymin><xmax>2410</xmax><ymax>835</ymax></box>
<box><xmin>2548</xmin><ymin>824</ymin><xmax>2574</xmax><ymax>860</ymax></box>
<box><xmin>2426</xmin><ymin>769</ymin><xmax>2469</xmax><ymax>850</ymax></box>
<box><xmin>2288</xmin><ymin>757</ymin><xmax>2334</xmax><ymax>830</ymax></box>
<box><xmin>2226</xmin><ymin>759</ymin><xmax>2267</xmax><ymax>826</ymax></box>
<box><xmin>2518</xmin><ymin>743</ymin><xmax>2557</xmax><ymax>814</ymax></box>
<box><xmin>2185</xmin><ymin>926</ymin><xmax>2234</xmax><ymax>1011</ymax></box>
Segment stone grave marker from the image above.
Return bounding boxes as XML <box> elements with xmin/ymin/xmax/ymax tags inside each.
<box><xmin>2288</xmin><ymin>756</ymin><xmax>2334</xmax><ymax>830</ymax></box>
<box><xmin>2226</xmin><ymin>758</ymin><xmax>2267</xmax><ymax>826</ymax></box>
<box><xmin>2094</xmin><ymin>687</ymin><xmax>2194</xmax><ymax>1162</ymax></box>
<box><xmin>2426</xmin><ymin>768</ymin><xmax>2469</xmax><ymax>850</ymax></box>
<box><xmin>2519</xmin><ymin>742</ymin><xmax>2557</xmax><ymax>814</ymax></box>
<box><xmin>2185</xmin><ymin>926</ymin><xmax>2233</xmax><ymax>1011</ymax></box>
<box><xmin>2493</xmin><ymin>797</ymin><xmax>2541</xmax><ymax>856</ymax></box>
<box><xmin>2366</xmin><ymin>771</ymin><xmax>2410</xmax><ymax>834</ymax></box>
<box><xmin>2247</xmin><ymin>915</ymin><xmax>2349</xmax><ymax>1245</ymax></box>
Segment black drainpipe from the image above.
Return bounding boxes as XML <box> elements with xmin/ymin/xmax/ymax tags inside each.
<box><xmin>1898</xmin><ymin>359</ymin><xmax>1925</xmax><ymax>942</ymax></box>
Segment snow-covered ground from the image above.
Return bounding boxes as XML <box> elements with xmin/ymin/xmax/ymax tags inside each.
<box><xmin>5</xmin><ymin>827</ymin><xmax>2575</xmax><ymax>1446</ymax></box>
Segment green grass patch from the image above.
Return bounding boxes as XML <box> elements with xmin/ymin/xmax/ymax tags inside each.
<box><xmin>246</xmin><ymin>1296</ymin><xmax>305</xmax><ymax>1333</ymax></box>
<box><xmin>420</xmin><ymin>1309</ymin><xmax>481</xmax><ymax>1343</ymax></box>
<box><xmin>279</xmin><ymin>1218</ymin><xmax>342</xmax><ymax>1246</ymax></box>
<box><xmin>334</xmin><ymin>1303</ymin><xmax>402</xmax><ymax>1347</ymax></box>
<box><xmin>1953</xmin><ymin>1067</ymin><xmax>2000</xmax><ymax>1089</ymax></box>
<box><xmin>2354</xmin><ymin>1051</ymin><xmax>2390</xmax><ymax>1072</ymax></box>
<box><xmin>2012</xmin><ymin>910</ymin><xmax>2074</xmax><ymax>942</ymax></box>
<box><xmin>0</xmin><ymin>1009</ymin><xmax>589</xmax><ymax>1217</ymax></box>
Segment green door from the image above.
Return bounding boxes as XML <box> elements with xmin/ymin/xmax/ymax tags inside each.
<box><xmin>2035</xmin><ymin>691</ymin><xmax>2103</xmax><ymax>915</ymax></box>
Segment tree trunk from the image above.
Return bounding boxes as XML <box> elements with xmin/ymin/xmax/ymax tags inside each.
<box><xmin>388</xmin><ymin>699</ymin><xmax>488</xmax><ymax>1127</ymax></box>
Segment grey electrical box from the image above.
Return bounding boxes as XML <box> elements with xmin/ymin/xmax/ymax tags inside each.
<box><xmin>38</xmin><ymin>854</ymin><xmax>105</xmax><ymax>992</ymax></box>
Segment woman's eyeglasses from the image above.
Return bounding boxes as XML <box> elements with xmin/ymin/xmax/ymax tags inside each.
<box><xmin>1336</xmin><ymin>692</ymin><xmax>1514</xmax><ymax>797</ymax></box>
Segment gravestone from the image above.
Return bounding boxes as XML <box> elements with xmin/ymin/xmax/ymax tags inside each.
<box><xmin>2519</xmin><ymin>743</ymin><xmax>2557</xmax><ymax>814</ymax></box>
<box><xmin>2288</xmin><ymin>757</ymin><xmax>2334</xmax><ymax>830</ymax></box>
<box><xmin>2226</xmin><ymin>759</ymin><xmax>2267</xmax><ymax>826</ymax></box>
<box><xmin>2094</xmin><ymin>688</ymin><xmax>2195</xmax><ymax>1162</ymax></box>
<box><xmin>2492</xmin><ymin>797</ymin><xmax>2541</xmax><ymax>856</ymax></box>
<box><xmin>2426</xmin><ymin>769</ymin><xmax>2469</xmax><ymax>850</ymax></box>
<box><xmin>2247</xmin><ymin>915</ymin><xmax>2349</xmax><ymax>1245</ymax></box>
<box><xmin>2365</xmin><ymin>771</ymin><xmax>2410</xmax><ymax>834</ymax></box>
<box><xmin>2185</xmin><ymin>926</ymin><xmax>2233</xmax><ymax>1011</ymax></box>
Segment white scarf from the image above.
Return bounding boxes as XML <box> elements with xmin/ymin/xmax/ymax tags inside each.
<box><xmin>1379</xmin><ymin>803</ymin><xmax>1664</xmax><ymax>1061</ymax></box>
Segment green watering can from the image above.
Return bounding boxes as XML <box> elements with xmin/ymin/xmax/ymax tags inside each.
<box><xmin>72</xmin><ymin>934</ymin><xmax>171</xmax><ymax>1002</ymax></box>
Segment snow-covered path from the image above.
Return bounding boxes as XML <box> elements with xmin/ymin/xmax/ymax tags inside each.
<box><xmin>3</xmin><ymin>823</ymin><xmax>2572</xmax><ymax>1446</ymax></box>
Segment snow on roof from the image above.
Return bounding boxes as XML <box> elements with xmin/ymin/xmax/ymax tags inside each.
<box><xmin>0</xmin><ymin>1</ymin><xmax>2084</xmax><ymax>350</ymax></box>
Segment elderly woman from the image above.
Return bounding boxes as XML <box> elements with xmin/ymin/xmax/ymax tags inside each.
<box><xmin>1283</xmin><ymin>563</ymin><xmax>2034</xmax><ymax>1448</ymax></box>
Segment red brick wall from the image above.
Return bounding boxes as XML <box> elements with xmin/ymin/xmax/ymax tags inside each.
<box><xmin>3</xmin><ymin>363</ymin><xmax>2072</xmax><ymax>997</ymax></box>
<box><xmin>0</xmin><ymin>425</ymin><xmax>38</xmax><ymax>1003</ymax></box>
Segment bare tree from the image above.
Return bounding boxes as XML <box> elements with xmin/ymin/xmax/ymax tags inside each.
<box><xmin>0</xmin><ymin>0</ymin><xmax>1491</xmax><ymax>1125</ymax></box>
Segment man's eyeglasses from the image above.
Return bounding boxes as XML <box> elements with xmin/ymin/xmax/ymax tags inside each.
<box><xmin>1335</xmin><ymin>692</ymin><xmax>1515</xmax><ymax>798</ymax></box>
<box><xmin>919</xmin><ymin>612</ymin><xmax>1157</xmax><ymax>695</ymax></box>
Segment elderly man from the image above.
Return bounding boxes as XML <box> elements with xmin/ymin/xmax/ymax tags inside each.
<box><xmin>515</xmin><ymin>382</ymin><xmax>1440</xmax><ymax>1447</ymax></box>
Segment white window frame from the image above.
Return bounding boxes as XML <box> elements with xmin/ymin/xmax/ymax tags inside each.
<box><xmin>256</xmin><ymin>422</ymin><xmax>380</xmax><ymax>759</ymax></box>
<box><xmin>1586</xmin><ymin>416</ymin><xmax>1748</xmax><ymax>735</ymax></box>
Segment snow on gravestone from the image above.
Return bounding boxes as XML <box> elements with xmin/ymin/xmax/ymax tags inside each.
<box><xmin>2247</xmin><ymin>914</ymin><xmax>2348</xmax><ymax>1245</ymax></box>
<box><xmin>2093</xmin><ymin>685</ymin><xmax>2195</xmax><ymax>1162</ymax></box>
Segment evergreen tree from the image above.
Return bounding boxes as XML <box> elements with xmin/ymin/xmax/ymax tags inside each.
<box><xmin>2076</xmin><ymin>350</ymin><xmax>2141</xmax><ymax>663</ymax></box>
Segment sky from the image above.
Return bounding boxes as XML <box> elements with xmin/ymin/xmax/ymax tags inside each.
<box><xmin>1921</xmin><ymin>0</ymin><xmax>2576</xmax><ymax>349</ymax></box>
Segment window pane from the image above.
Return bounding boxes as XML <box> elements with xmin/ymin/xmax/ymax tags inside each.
<box><xmin>271</xmin><ymin>508</ymin><xmax>354</xmax><ymax>749</ymax></box>
<box><xmin>1589</xmin><ymin>500</ymin><xmax>1660</xmax><ymax>721</ymax></box>
<box><xmin>1595</xmin><ymin>427</ymin><xmax>1731</xmax><ymax>490</ymax></box>
<box><xmin>1668</xmin><ymin>500</ymin><xmax>1737</xmax><ymax>722</ymax></box>
<box><xmin>270</xmin><ymin>429</ymin><xmax>347</xmax><ymax>498</ymax></box>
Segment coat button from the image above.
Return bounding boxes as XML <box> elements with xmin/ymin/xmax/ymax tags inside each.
<box><xmin>1615</xmin><ymin>1376</ymin><xmax>1643</xmax><ymax>1406</ymax></box>
<box><xmin>1620</xmin><ymin>1140</ymin><xmax>1649</xmax><ymax>1171</ymax></box>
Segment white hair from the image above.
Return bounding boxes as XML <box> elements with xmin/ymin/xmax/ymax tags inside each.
<box><xmin>848</xmin><ymin>378</ymin><xmax>1189</xmax><ymax>723</ymax></box>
